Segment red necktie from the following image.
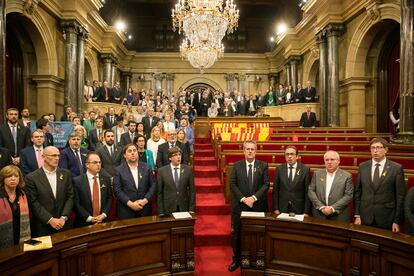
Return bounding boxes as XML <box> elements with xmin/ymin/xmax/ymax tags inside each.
<box><xmin>92</xmin><ymin>176</ymin><xmax>100</xmax><ymax>217</ymax></box>
<box><xmin>37</xmin><ymin>149</ymin><xmax>44</xmax><ymax>168</ymax></box>
<box><xmin>105</xmin><ymin>88</ymin><xmax>108</xmax><ymax>99</ymax></box>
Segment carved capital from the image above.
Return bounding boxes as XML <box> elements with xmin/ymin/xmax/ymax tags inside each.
<box><xmin>236</xmin><ymin>74</ymin><xmax>247</xmax><ymax>81</ymax></box>
<box><xmin>153</xmin><ymin>73</ymin><xmax>164</xmax><ymax>81</ymax></box>
<box><xmin>225</xmin><ymin>73</ymin><xmax>235</xmax><ymax>81</ymax></box>
<box><xmin>23</xmin><ymin>0</ymin><xmax>40</xmax><ymax>16</ymax></box>
<box><xmin>60</xmin><ymin>20</ymin><xmax>82</xmax><ymax>35</ymax></box>
<box><xmin>310</xmin><ymin>45</ymin><xmax>320</xmax><ymax>59</ymax></box>
<box><xmin>100</xmin><ymin>53</ymin><xmax>117</xmax><ymax>64</ymax></box>
<box><xmin>366</xmin><ymin>2</ymin><xmax>382</xmax><ymax>23</ymax></box>
<box><xmin>287</xmin><ymin>55</ymin><xmax>302</xmax><ymax>65</ymax></box>
<box><xmin>166</xmin><ymin>73</ymin><xmax>175</xmax><ymax>81</ymax></box>
<box><xmin>122</xmin><ymin>72</ymin><xmax>133</xmax><ymax>78</ymax></box>
<box><xmin>268</xmin><ymin>73</ymin><xmax>279</xmax><ymax>80</ymax></box>
<box><xmin>316</xmin><ymin>29</ymin><xmax>327</xmax><ymax>43</ymax></box>
<box><xmin>324</xmin><ymin>23</ymin><xmax>345</xmax><ymax>37</ymax></box>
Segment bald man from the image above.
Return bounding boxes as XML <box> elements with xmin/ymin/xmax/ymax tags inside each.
<box><xmin>25</xmin><ymin>146</ymin><xmax>74</xmax><ymax>237</ymax></box>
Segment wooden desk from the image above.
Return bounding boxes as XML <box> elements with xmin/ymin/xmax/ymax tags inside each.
<box><xmin>241</xmin><ymin>214</ymin><xmax>414</xmax><ymax>275</ymax></box>
<box><xmin>262</xmin><ymin>103</ymin><xmax>320</xmax><ymax>121</ymax></box>
<box><xmin>0</xmin><ymin>215</ymin><xmax>195</xmax><ymax>276</ymax></box>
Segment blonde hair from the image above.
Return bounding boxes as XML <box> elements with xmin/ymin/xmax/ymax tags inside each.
<box><xmin>177</xmin><ymin>128</ymin><xmax>188</xmax><ymax>144</ymax></box>
<box><xmin>0</xmin><ymin>165</ymin><xmax>25</xmax><ymax>189</ymax></box>
<box><xmin>151</xmin><ymin>126</ymin><xmax>162</xmax><ymax>140</ymax></box>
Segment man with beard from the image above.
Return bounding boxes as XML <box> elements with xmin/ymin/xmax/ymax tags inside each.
<box><xmin>97</xmin><ymin>130</ymin><xmax>123</xmax><ymax>176</ymax></box>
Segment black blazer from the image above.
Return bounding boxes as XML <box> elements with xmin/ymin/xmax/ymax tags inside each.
<box><xmin>303</xmin><ymin>87</ymin><xmax>316</xmax><ymax>102</ymax></box>
<box><xmin>230</xmin><ymin>159</ymin><xmax>270</xmax><ymax>215</ymax></box>
<box><xmin>58</xmin><ymin>147</ymin><xmax>89</xmax><ymax>177</ymax></box>
<box><xmin>355</xmin><ymin>159</ymin><xmax>406</xmax><ymax>229</ymax></box>
<box><xmin>142</xmin><ymin>116</ymin><xmax>160</xmax><ymax>138</ymax></box>
<box><xmin>405</xmin><ymin>187</ymin><xmax>414</xmax><ymax>235</ymax></box>
<box><xmin>156</xmin><ymin>141</ymin><xmax>189</xmax><ymax>168</ymax></box>
<box><xmin>104</xmin><ymin>115</ymin><xmax>118</xmax><ymax>130</ymax></box>
<box><xmin>0</xmin><ymin>147</ymin><xmax>12</xmax><ymax>170</ymax></box>
<box><xmin>96</xmin><ymin>145</ymin><xmax>123</xmax><ymax>176</ymax></box>
<box><xmin>19</xmin><ymin>146</ymin><xmax>40</xmax><ymax>175</ymax></box>
<box><xmin>120</xmin><ymin>132</ymin><xmax>137</xmax><ymax>147</ymax></box>
<box><xmin>157</xmin><ymin>164</ymin><xmax>195</xmax><ymax>216</ymax></box>
<box><xmin>73</xmin><ymin>173</ymin><xmax>113</xmax><ymax>227</ymax></box>
<box><xmin>299</xmin><ymin>112</ymin><xmax>317</xmax><ymax>127</ymax></box>
<box><xmin>25</xmin><ymin>168</ymin><xmax>74</xmax><ymax>237</ymax></box>
<box><xmin>0</xmin><ymin>123</ymin><xmax>31</xmax><ymax>157</ymax></box>
<box><xmin>113</xmin><ymin>162</ymin><xmax>156</xmax><ymax>219</ymax></box>
<box><xmin>44</xmin><ymin>132</ymin><xmax>54</xmax><ymax>147</ymax></box>
<box><xmin>273</xmin><ymin>162</ymin><xmax>311</xmax><ymax>214</ymax></box>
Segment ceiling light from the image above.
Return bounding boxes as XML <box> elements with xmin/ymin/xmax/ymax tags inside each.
<box><xmin>277</xmin><ymin>23</ymin><xmax>287</xmax><ymax>35</ymax></box>
<box><xmin>128</xmin><ymin>35</ymin><xmax>132</xmax><ymax>40</ymax></box>
<box><xmin>115</xmin><ymin>20</ymin><xmax>126</xmax><ymax>32</ymax></box>
<box><xmin>270</xmin><ymin>36</ymin><xmax>275</xmax><ymax>42</ymax></box>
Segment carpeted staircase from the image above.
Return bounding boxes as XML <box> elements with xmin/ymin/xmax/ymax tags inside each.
<box><xmin>194</xmin><ymin>138</ymin><xmax>238</xmax><ymax>275</ymax></box>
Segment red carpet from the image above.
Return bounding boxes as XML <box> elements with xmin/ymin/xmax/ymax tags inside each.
<box><xmin>194</xmin><ymin>138</ymin><xmax>240</xmax><ymax>275</ymax></box>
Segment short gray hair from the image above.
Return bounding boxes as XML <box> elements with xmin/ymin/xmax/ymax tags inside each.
<box><xmin>243</xmin><ymin>140</ymin><xmax>257</xmax><ymax>150</ymax></box>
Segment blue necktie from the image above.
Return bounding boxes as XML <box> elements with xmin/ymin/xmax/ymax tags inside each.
<box><xmin>174</xmin><ymin>167</ymin><xmax>179</xmax><ymax>188</ymax></box>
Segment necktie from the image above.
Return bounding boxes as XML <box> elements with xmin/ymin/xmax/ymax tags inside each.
<box><xmin>248</xmin><ymin>164</ymin><xmax>253</xmax><ymax>193</ymax></box>
<box><xmin>37</xmin><ymin>149</ymin><xmax>44</xmax><ymax>168</ymax></box>
<box><xmin>11</xmin><ymin>125</ymin><xmax>17</xmax><ymax>155</ymax></box>
<box><xmin>170</xmin><ymin>143</ymin><xmax>175</xmax><ymax>148</ymax></box>
<box><xmin>91</xmin><ymin>120</ymin><xmax>95</xmax><ymax>128</ymax></box>
<box><xmin>111</xmin><ymin>116</ymin><xmax>114</xmax><ymax>125</ymax></box>
<box><xmin>130</xmin><ymin>133</ymin><xmax>134</xmax><ymax>143</ymax></box>
<box><xmin>105</xmin><ymin>87</ymin><xmax>108</xmax><ymax>99</ymax></box>
<box><xmin>373</xmin><ymin>163</ymin><xmax>380</xmax><ymax>187</ymax></box>
<box><xmin>174</xmin><ymin>167</ymin><xmax>179</xmax><ymax>188</ymax></box>
<box><xmin>288</xmin><ymin>166</ymin><xmax>294</xmax><ymax>185</ymax></box>
<box><xmin>75</xmin><ymin>150</ymin><xmax>83</xmax><ymax>172</ymax></box>
<box><xmin>92</xmin><ymin>176</ymin><xmax>100</xmax><ymax>217</ymax></box>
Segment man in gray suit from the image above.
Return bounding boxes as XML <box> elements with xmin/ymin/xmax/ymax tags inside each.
<box><xmin>354</xmin><ymin>137</ymin><xmax>406</xmax><ymax>232</ymax></box>
<box><xmin>25</xmin><ymin>146</ymin><xmax>74</xmax><ymax>237</ymax></box>
<box><xmin>308</xmin><ymin>150</ymin><xmax>353</xmax><ymax>222</ymax></box>
<box><xmin>157</xmin><ymin>147</ymin><xmax>195</xmax><ymax>216</ymax></box>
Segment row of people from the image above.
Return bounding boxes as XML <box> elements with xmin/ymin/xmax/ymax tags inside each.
<box><xmin>228</xmin><ymin>137</ymin><xmax>410</xmax><ymax>271</ymax></box>
<box><xmin>0</xmin><ymin>143</ymin><xmax>195</xmax><ymax>249</ymax></box>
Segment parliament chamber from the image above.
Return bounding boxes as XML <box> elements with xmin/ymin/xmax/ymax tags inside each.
<box><xmin>1</xmin><ymin>0</ymin><xmax>414</xmax><ymax>275</ymax></box>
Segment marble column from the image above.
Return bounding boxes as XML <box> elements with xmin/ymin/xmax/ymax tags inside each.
<box><xmin>61</xmin><ymin>20</ymin><xmax>79</xmax><ymax>111</ymax></box>
<box><xmin>122</xmin><ymin>72</ymin><xmax>132</xmax><ymax>91</ymax></box>
<box><xmin>166</xmin><ymin>73</ymin><xmax>175</xmax><ymax>99</ymax></box>
<box><xmin>397</xmin><ymin>0</ymin><xmax>414</xmax><ymax>143</ymax></box>
<box><xmin>76</xmin><ymin>28</ymin><xmax>87</xmax><ymax>116</ymax></box>
<box><xmin>326</xmin><ymin>23</ymin><xmax>344</xmax><ymax>127</ymax></box>
<box><xmin>285</xmin><ymin>63</ymin><xmax>291</xmax><ymax>86</ymax></box>
<box><xmin>238</xmin><ymin>74</ymin><xmax>246</xmax><ymax>95</ymax></box>
<box><xmin>153</xmin><ymin>73</ymin><xmax>163</xmax><ymax>94</ymax></box>
<box><xmin>100</xmin><ymin>54</ymin><xmax>113</xmax><ymax>84</ymax></box>
<box><xmin>111</xmin><ymin>62</ymin><xmax>117</xmax><ymax>87</ymax></box>
<box><xmin>317</xmin><ymin>30</ymin><xmax>328</xmax><ymax>126</ymax></box>
<box><xmin>288</xmin><ymin>56</ymin><xmax>301</xmax><ymax>88</ymax></box>
<box><xmin>225</xmin><ymin>74</ymin><xmax>235</xmax><ymax>96</ymax></box>
<box><xmin>0</xmin><ymin>0</ymin><xmax>5</xmax><ymax>120</ymax></box>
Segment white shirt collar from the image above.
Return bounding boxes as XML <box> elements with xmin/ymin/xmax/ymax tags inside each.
<box><xmin>86</xmin><ymin>171</ymin><xmax>99</xmax><ymax>180</ymax></box>
<box><xmin>372</xmin><ymin>158</ymin><xmax>387</xmax><ymax>167</ymax></box>
<box><xmin>245</xmin><ymin>160</ymin><xmax>255</xmax><ymax>167</ymax></box>
<box><xmin>43</xmin><ymin>167</ymin><xmax>57</xmax><ymax>174</ymax></box>
<box><xmin>287</xmin><ymin>162</ymin><xmax>297</xmax><ymax>169</ymax></box>
<box><xmin>170</xmin><ymin>163</ymin><xmax>181</xmax><ymax>171</ymax></box>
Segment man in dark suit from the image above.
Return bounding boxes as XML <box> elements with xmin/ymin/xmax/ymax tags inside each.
<box><xmin>308</xmin><ymin>151</ymin><xmax>353</xmax><ymax>222</ymax></box>
<box><xmin>113</xmin><ymin>144</ymin><xmax>156</xmax><ymax>219</ymax></box>
<box><xmin>96</xmin><ymin>130</ymin><xmax>123</xmax><ymax>176</ymax></box>
<box><xmin>0</xmin><ymin>108</ymin><xmax>31</xmax><ymax>165</ymax></box>
<box><xmin>354</xmin><ymin>138</ymin><xmax>406</xmax><ymax>232</ymax></box>
<box><xmin>0</xmin><ymin>147</ymin><xmax>12</xmax><ymax>170</ymax></box>
<box><xmin>303</xmin><ymin>80</ymin><xmax>316</xmax><ymax>102</ymax></box>
<box><xmin>246</xmin><ymin>95</ymin><xmax>257</xmax><ymax>116</ymax></box>
<box><xmin>25</xmin><ymin>146</ymin><xmax>74</xmax><ymax>237</ymax></box>
<box><xmin>120</xmin><ymin>120</ymin><xmax>137</xmax><ymax>146</ymax></box>
<box><xmin>17</xmin><ymin>107</ymin><xmax>31</xmax><ymax>128</ymax></box>
<box><xmin>73</xmin><ymin>152</ymin><xmax>112</xmax><ymax>227</ymax></box>
<box><xmin>111</xmin><ymin>81</ymin><xmax>123</xmax><ymax>104</ymax></box>
<box><xmin>97</xmin><ymin>80</ymin><xmax>111</xmax><ymax>102</ymax></box>
<box><xmin>299</xmin><ymin>105</ymin><xmax>317</xmax><ymax>128</ymax></box>
<box><xmin>273</xmin><ymin>146</ymin><xmax>311</xmax><ymax>215</ymax></box>
<box><xmin>20</xmin><ymin>130</ymin><xmax>45</xmax><ymax>175</ymax></box>
<box><xmin>89</xmin><ymin>117</ymin><xmax>105</xmax><ymax>150</ymax></box>
<box><xmin>236</xmin><ymin>95</ymin><xmax>248</xmax><ymax>116</ymax></box>
<box><xmin>104</xmin><ymin>106</ymin><xmax>118</xmax><ymax>130</ymax></box>
<box><xmin>156</xmin><ymin>131</ymin><xmax>189</xmax><ymax>168</ymax></box>
<box><xmin>36</xmin><ymin>118</ymin><xmax>54</xmax><ymax>147</ymax></box>
<box><xmin>141</xmin><ymin>108</ymin><xmax>160</xmax><ymax>138</ymax></box>
<box><xmin>228</xmin><ymin>140</ymin><xmax>269</xmax><ymax>272</ymax></box>
<box><xmin>157</xmin><ymin>147</ymin><xmax>195</xmax><ymax>216</ymax></box>
<box><xmin>59</xmin><ymin>132</ymin><xmax>89</xmax><ymax>177</ymax></box>
<box><xmin>292</xmin><ymin>83</ymin><xmax>305</xmax><ymax>103</ymax></box>
<box><xmin>60</xmin><ymin>106</ymin><xmax>72</xmax><ymax>121</ymax></box>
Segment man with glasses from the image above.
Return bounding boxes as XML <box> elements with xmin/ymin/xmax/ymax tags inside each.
<box><xmin>156</xmin><ymin>130</ymin><xmax>189</xmax><ymax>168</ymax></box>
<box><xmin>354</xmin><ymin>137</ymin><xmax>406</xmax><ymax>232</ymax></box>
<box><xmin>73</xmin><ymin>153</ymin><xmax>112</xmax><ymax>227</ymax></box>
<box><xmin>308</xmin><ymin>150</ymin><xmax>353</xmax><ymax>222</ymax></box>
<box><xmin>228</xmin><ymin>140</ymin><xmax>269</xmax><ymax>272</ymax></box>
<box><xmin>25</xmin><ymin>146</ymin><xmax>74</xmax><ymax>237</ymax></box>
<box><xmin>20</xmin><ymin>130</ymin><xmax>45</xmax><ymax>175</ymax></box>
<box><xmin>273</xmin><ymin>146</ymin><xmax>311</xmax><ymax>216</ymax></box>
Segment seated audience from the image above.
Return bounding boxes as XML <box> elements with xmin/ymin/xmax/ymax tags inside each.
<box><xmin>0</xmin><ymin>165</ymin><xmax>31</xmax><ymax>249</ymax></box>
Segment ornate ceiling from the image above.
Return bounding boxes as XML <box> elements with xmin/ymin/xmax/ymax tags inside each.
<box><xmin>99</xmin><ymin>0</ymin><xmax>302</xmax><ymax>53</ymax></box>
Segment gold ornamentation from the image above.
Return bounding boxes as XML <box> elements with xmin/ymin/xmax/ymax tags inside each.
<box><xmin>100</xmin><ymin>184</ymin><xmax>106</xmax><ymax>189</ymax></box>
<box><xmin>296</xmin><ymin>169</ymin><xmax>301</xmax><ymax>176</ymax></box>
<box><xmin>59</xmin><ymin>174</ymin><xmax>64</xmax><ymax>180</ymax></box>
<box><xmin>382</xmin><ymin>171</ymin><xmax>387</xmax><ymax>177</ymax></box>
<box><xmin>254</xmin><ymin>168</ymin><xmax>257</xmax><ymax>173</ymax></box>
<box><xmin>139</xmin><ymin>174</ymin><xmax>143</xmax><ymax>179</ymax></box>
<box><xmin>320</xmin><ymin>178</ymin><xmax>324</xmax><ymax>182</ymax></box>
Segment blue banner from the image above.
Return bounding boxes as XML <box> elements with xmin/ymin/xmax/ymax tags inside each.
<box><xmin>30</xmin><ymin>120</ymin><xmax>73</xmax><ymax>149</ymax></box>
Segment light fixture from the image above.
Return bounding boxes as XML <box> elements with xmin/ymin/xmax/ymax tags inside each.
<box><xmin>128</xmin><ymin>34</ymin><xmax>132</xmax><ymax>40</ymax></box>
<box><xmin>270</xmin><ymin>36</ymin><xmax>275</xmax><ymax>42</ymax></box>
<box><xmin>172</xmin><ymin>0</ymin><xmax>239</xmax><ymax>72</ymax></box>
<box><xmin>115</xmin><ymin>20</ymin><xmax>126</xmax><ymax>32</ymax></box>
<box><xmin>276</xmin><ymin>23</ymin><xmax>287</xmax><ymax>35</ymax></box>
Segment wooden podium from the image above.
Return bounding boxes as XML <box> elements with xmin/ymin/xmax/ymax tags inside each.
<box><xmin>241</xmin><ymin>214</ymin><xmax>414</xmax><ymax>275</ymax></box>
<box><xmin>0</xmin><ymin>215</ymin><xmax>195</xmax><ymax>275</ymax></box>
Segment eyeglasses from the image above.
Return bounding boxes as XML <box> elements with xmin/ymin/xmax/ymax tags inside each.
<box><xmin>33</xmin><ymin>135</ymin><xmax>44</xmax><ymax>138</ymax></box>
<box><xmin>45</xmin><ymin>154</ymin><xmax>60</xmax><ymax>158</ymax></box>
<box><xmin>370</xmin><ymin>146</ymin><xmax>384</xmax><ymax>151</ymax></box>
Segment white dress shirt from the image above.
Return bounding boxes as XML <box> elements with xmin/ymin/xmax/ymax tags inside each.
<box><xmin>43</xmin><ymin>167</ymin><xmax>57</xmax><ymax>198</ymax></box>
<box><xmin>128</xmin><ymin>163</ymin><xmax>139</xmax><ymax>189</ymax></box>
<box><xmin>325</xmin><ymin>169</ymin><xmax>337</xmax><ymax>206</ymax></box>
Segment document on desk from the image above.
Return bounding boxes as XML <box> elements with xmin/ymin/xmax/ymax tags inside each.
<box><xmin>240</xmin><ymin>211</ymin><xmax>265</xmax><ymax>217</ymax></box>
<box><xmin>172</xmin><ymin>212</ymin><xmax>192</xmax><ymax>219</ymax></box>
<box><xmin>23</xmin><ymin>236</ymin><xmax>53</xmax><ymax>251</ymax></box>
<box><xmin>277</xmin><ymin>213</ymin><xmax>305</xmax><ymax>221</ymax></box>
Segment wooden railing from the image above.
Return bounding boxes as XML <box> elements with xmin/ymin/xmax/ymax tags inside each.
<box><xmin>0</xmin><ymin>215</ymin><xmax>195</xmax><ymax>275</ymax></box>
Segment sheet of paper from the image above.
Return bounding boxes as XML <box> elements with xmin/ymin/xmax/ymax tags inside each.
<box><xmin>277</xmin><ymin>213</ymin><xmax>305</xmax><ymax>221</ymax></box>
<box><xmin>240</xmin><ymin>211</ymin><xmax>265</xmax><ymax>217</ymax></box>
<box><xmin>172</xmin><ymin>212</ymin><xmax>192</xmax><ymax>219</ymax></box>
<box><xmin>23</xmin><ymin>236</ymin><xmax>53</xmax><ymax>251</ymax></box>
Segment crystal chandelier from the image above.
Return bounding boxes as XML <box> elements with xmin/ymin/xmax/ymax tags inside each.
<box><xmin>172</xmin><ymin>0</ymin><xmax>239</xmax><ymax>72</ymax></box>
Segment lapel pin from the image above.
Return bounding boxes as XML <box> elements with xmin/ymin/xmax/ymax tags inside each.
<box><xmin>296</xmin><ymin>169</ymin><xmax>301</xmax><ymax>176</ymax></box>
<box><xmin>59</xmin><ymin>174</ymin><xmax>64</xmax><ymax>180</ymax></box>
<box><xmin>320</xmin><ymin>178</ymin><xmax>324</xmax><ymax>182</ymax></box>
<box><xmin>382</xmin><ymin>171</ymin><xmax>387</xmax><ymax>177</ymax></box>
